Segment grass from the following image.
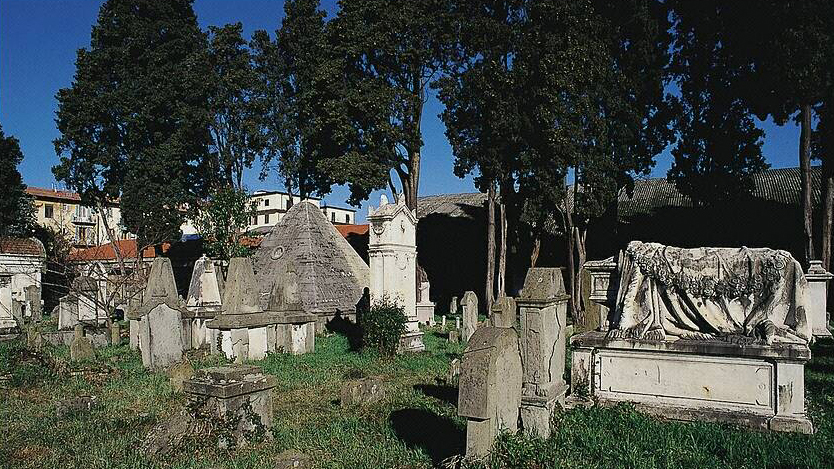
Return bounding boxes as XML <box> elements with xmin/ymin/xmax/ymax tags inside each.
<box><xmin>1</xmin><ymin>325</ymin><xmax>833</xmax><ymax>469</ymax></box>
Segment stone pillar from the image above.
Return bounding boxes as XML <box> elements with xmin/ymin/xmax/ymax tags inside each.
<box><xmin>516</xmin><ymin>268</ymin><xmax>570</xmax><ymax>437</ymax></box>
<box><xmin>24</xmin><ymin>285</ymin><xmax>42</xmax><ymax>323</ymax></box>
<box><xmin>584</xmin><ymin>258</ymin><xmax>617</xmax><ymax>332</ymax></box>
<box><xmin>458</xmin><ymin>327</ymin><xmax>522</xmax><ymax>457</ymax></box>
<box><xmin>110</xmin><ymin>322</ymin><xmax>121</xmax><ymax>346</ymax></box>
<box><xmin>450</xmin><ymin>296</ymin><xmax>458</xmax><ymax>316</ymax></box>
<box><xmin>185</xmin><ymin>254</ymin><xmax>223</xmax><ymax>349</ymax></box>
<box><xmin>490</xmin><ymin>297</ymin><xmax>516</xmax><ymax>328</ymax></box>
<box><xmin>461</xmin><ymin>291</ymin><xmax>478</xmax><ymax>342</ymax></box>
<box><xmin>805</xmin><ymin>260</ymin><xmax>833</xmax><ymax>338</ymax></box>
<box><xmin>416</xmin><ymin>280</ymin><xmax>435</xmax><ymax>326</ymax></box>
<box><xmin>367</xmin><ymin>194</ymin><xmax>424</xmax><ymax>352</ymax></box>
<box><xmin>182</xmin><ymin>365</ymin><xmax>277</xmax><ymax>448</ymax></box>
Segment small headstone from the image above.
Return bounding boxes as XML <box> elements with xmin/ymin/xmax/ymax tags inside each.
<box><xmin>74</xmin><ymin>324</ymin><xmax>84</xmax><ymax>340</ymax></box>
<box><xmin>140</xmin><ymin>304</ymin><xmax>184</xmax><ymax>369</ymax></box>
<box><xmin>70</xmin><ymin>336</ymin><xmax>95</xmax><ymax>361</ymax></box>
<box><xmin>448</xmin><ymin>330</ymin><xmax>460</xmax><ymax>344</ymax></box>
<box><xmin>447</xmin><ymin>358</ymin><xmax>461</xmax><ymax>383</ymax></box>
<box><xmin>455</xmin><ymin>317</ymin><xmax>460</xmax><ymax>330</ymax></box>
<box><xmin>110</xmin><ymin>322</ymin><xmax>121</xmax><ymax>346</ymax></box>
<box><xmin>340</xmin><ymin>378</ymin><xmax>386</xmax><ymax>406</ymax></box>
<box><xmin>442</xmin><ymin>315</ymin><xmax>447</xmax><ymax>328</ymax></box>
<box><xmin>450</xmin><ymin>296</ymin><xmax>458</xmax><ymax>315</ymax></box>
<box><xmin>490</xmin><ymin>297</ymin><xmax>517</xmax><ymax>328</ymax></box>
<box><xmin>461</xmin><ymin>291</ymin><xmax>478</xmax><ymax>342</ymax></box>
<box><xmin>26</xmin><ymin>327</ymin><xmax>43</xmax><ymax>351</ymax></box>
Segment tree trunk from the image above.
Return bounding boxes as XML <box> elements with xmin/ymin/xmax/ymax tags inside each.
<box><xmin>800</xmin><ymin>103</ymin><xmax>814</xmax><ymax>266</ymax></box>
<box><xmin>530</xmin><ymin>237</ymin><xmax>541</xmax><ymax>268</ymax></box>
<box><xmin>498</xmin><ymin>198</ymin><xmax>507</xmax><ymax>298</ymax></box>
<box><xmin>486</xmin><ymin>182</ymin><xmax>496</xmax><ymax>313</ymax></box>
<box><xmin>822</xmin><ymin>157</ymin><xmax>833</xmax><ymax>272</ymax></box>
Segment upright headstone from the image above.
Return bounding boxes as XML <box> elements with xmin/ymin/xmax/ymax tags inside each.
<box><xmin>70</xmin><ymin>325</ymin><xmax>95</xmax><ymax>361</ymax></box>
<box><xmin>461</xmin><ymin>291</ymin><xmax>478</xmax><ymax>342</ymax></box>
<box><xmin>185</xmin><ymin>255</ymin><xmax>223</xmax><ymax>348</ymax></box>
<box><xmin>367</xmin><ymin>194</ymin><xmax>424</xmax><ymax>352</ymax></box>
<box><xmin>73</xmin><ymin>276</ymin><xmax>101</xmax><ymax>324</ymax></box>
<box><xmin>266</xmin><ymin>264</ymin><xmax>317</xmax><ymax>355</ymax></box>
<box><xmin>806</xmin><ymin>260</ymin><xmax>833</xmax><ymax>338</ymax></box>
<box><xmin>458</xmin><ymin>327</ymin><xmax>522</xmax><ymax>457</ymax></box>
<box><xmin>442</xmin><ymin>315</ymin><xmax>447</xmax><ymax>329</ymax></box>
<box><xmin>516</xmin><ymin>268</ymin><xmax>570</xmax><ymax>437</ymax></box>
<box><xmin>24</xmin><ymin>285</ymin><xmax>42</xmax><ymax>323</ymax></box>
<box><xmin>140</xmin><ymin>304</ymin><xmax>184</xmax><ymax>369</ymax></box>
<box><xmin>450</xmin><ymin>296</ymin><xmax>458</xmax><ymax>316</ymax></box>
<box><xmin>490</xmin><ymin>297</ymin><xmax>516</xmax><ymax>328</ymax></box>
<box><xmin>57</xmin><ymin>295</ymin><xmax>79</xmax><ymax>330</ymax></box>
<box><xmin>416</xmin><ymin>276</ymin><xmax>436</xmax><ymax>326</ymax></box>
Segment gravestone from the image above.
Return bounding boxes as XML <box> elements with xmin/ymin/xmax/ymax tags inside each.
<box><xmin>24</xmin><ymin>285</ymin><xmax>42</xmax><ymax>323</ymax></box>
<box><xmin>458</xmin><ymin>326</ymin><xmax>522</xmax><ymax>457</ymax></box>
<box><xmin>516</xmin><ymin>268</ymin><xmax>569</xmax><ymax>437</ymax></box>
<box><xmin>340</xmin><ymin>378</ymin><xmax>386</xmax><ymax>406</ymax></box>
<box><xmin>0</xmin><ymin>274</ymin><xmax>15</xmax><ymax>332</ymax></box>
<box><xmin>110</xmin><ymin>322</ymin><xmax>121</xmax><ymax>346</ymax></box>
<box><xmin>57</xmin><ymin>294</ymin><xmax>79</xmax><ymax>330</ymax></box>
<box><xmin>461</xmin><ymin>291</ymin><xmax>478</xmax><ymax>342</ymax></box>
<box><xmin>806</xmin><ymin>260</ymin><xmax>833</xmax><ymax>337</ymax></box>
<box><xmin>442</xmin><ymin>315</ymin><xmax>446</xmax><ymax>328</ymax></box>
<box><xmin>140</xmin><ymin>304</ymin><xmax>184</xmax><ymax>369</ymax></box>
<box><xmin>416</xmin><ymin>278</ymin><xmax>435</xmax><ymax>326</ymax></box>
<box><xmin>128</xmin><ymin>257</ymin><xmax>188</xmax><ymax>359</ymax></box>
<box><xmin>448</xmin><ymin>330</ymin><xmax>460</xmax><ymax>344</ymax></box>
<box><xmin>73</xmin><ymin>276</ymin><xmax>102</xmax><ymax>324</ymax></box>
<box><xmin>490</xmin><ymin>297</ymin><xmax>516</xmax><ymax>328</ymax></box>
<box><xmin>450</xmin><ymin>296</ymin><xmax>458</xmax><ymax>315</ymax></box>
<box><xmin>70</xmin><ymin>325</ymin><xmax>95</xmax><ymax>361</ymax></box>
<box><xmin>367</xmin><ymin>194</ymin><xmax>424</xmax><ymax>352</ymax></box>
<box><xmin>184</xmin><ymin>255</ymin><xmax>223</xmax><ymax>348</ymax></box>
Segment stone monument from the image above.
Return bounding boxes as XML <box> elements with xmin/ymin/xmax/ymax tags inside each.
<box><xmin>184</xmin><ymin>255</ymin><xmax>223</xmax><ymax>348</ymax></box>
<box><xmin>805</xmin><ymin>260</ymin><xmax>833</xmax><ymax>338</ymax></box>
<box><xmin>73</xmin><ymin>276</ymin><xmax>105</xmax><ymax>324</ymax></box>
<box><xmin>516</xmin><ymin>268</ymin><xmax>570</xmax><ymax>437</ymax></box>
<box><xmin>458</xmin><ymin>326</ymin><xmax>522</xmax><ymax>457</ymax></box>
<box><xmin>450</xmin><ymin>296</ymin><xmax>458</xmax><ymax>315</ymax></box>
<box><xmin>367</xmin><ymin>194</ymin><xmax>424</xmax><ymax>352</ymax></box>
<box><xmin>490</xmin><ymin>296</ymin><xmax>516</xmax><ymax>328</ymax></box>
<box><xmin>415</xmin><ymin>266</ymin><xmax>435</xmax><ymax>326</ymax></box>
<box><xmin>461</xmin><ymin>291</ymin><xmax>478</xmax><ymax>342</ymax></box>
<box><xmin>253</xmin><ymin>200</ymin><xmax>369</xmax><ymax>331</ymax></box>
<box><xmin>571</xmin><ymin>242</ymin><xmax>815</xmax><ymax>433</ymax></box>
<box><xmin>0</xmin><ymin>274</ymin><xmax>16</xmax><ymax>333</ymax></box>
<box><xmin>57</xmin><ymin>294</ymin><xmax>79</xmax><ymax>331</ymax></box>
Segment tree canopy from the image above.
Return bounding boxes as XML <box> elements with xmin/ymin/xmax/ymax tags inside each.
<box><xmin>0</xmin><ymin>124</ymin><xmax>35</xmax><ymax>237</ymax></box>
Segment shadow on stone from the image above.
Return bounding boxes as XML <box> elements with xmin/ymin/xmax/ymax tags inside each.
<box><xmin>414</xmin><ymin>383</ymin><xmax>458</xmax><ymax>407</ymax></box>
<box><xmin>325</xmin><ymin>312</ymin><xmax>362</xmax><ymax>351</ymax></box>
<box><xmin>389</xmin><ymin>408</ymin><xmax>464</xmax><ymax>465</ymax></box>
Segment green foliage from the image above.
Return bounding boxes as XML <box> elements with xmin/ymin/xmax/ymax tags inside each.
<box><xmin>0</xmin><ymin>123</ymin><xmax>36</xmax><ymax>237</ymax></box>
<box><xmin>192</xmin><ymin>186</ymin><xmax>257</xmax><ymax>260</ymax></box>
<box><xmin>251</xmin><ymin>0</ymin><xmax>335</xmax><ymax>200</ymax></box>
<box><xmin>53</xmin><ymin>0</ymin><xmax>213</xmax><ymax>246</ymax></box>
<box><xmin>667</xmin><ymin>1</ymin><xmax>769</xmax><ymax>206</ymax></box>
<box><xmin>205</xmin><ymin>23</ymin><xmax>266</xmax><ymax>191</ymax></box>
<box><xmin>362</xmin><ymin>295</ymin><xmax>408</xmax><ymax>356</ymax></box>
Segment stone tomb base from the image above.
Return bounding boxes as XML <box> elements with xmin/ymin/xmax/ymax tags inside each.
<box><xmin>568</xmin><ymin>331</ymin><xmax>813</xmax><ymax>434</ymax></box>
<box><xmin>209</xmin><ymin>312</ymin><xmax>317</xmax><ymax>361</ymax></box>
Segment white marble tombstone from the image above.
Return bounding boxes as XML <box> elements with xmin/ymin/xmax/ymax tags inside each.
<box><xmin>0</xmin><ymin>275</ymin><xmax>16</xmax><ymax>331</ymax></box>
<box><xmin>806</xmin><ymin>260</ymin><xmax>833</xmax><ymax>338</ymax></box>
<box><xmin>367</xmin><ymin>194</ymin><xmax>424</xmax><ymax>352</ymax></box>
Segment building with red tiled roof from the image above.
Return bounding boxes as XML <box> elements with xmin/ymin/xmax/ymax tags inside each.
<box><xmin>68</xmin><ymin>239</ymin><xmax>170</xmax><ymax>263</ymax></box>
<box><xmin>0</xmin><ymin>237</ymin><xmax>46</xmax><ymax>329</ymax></box>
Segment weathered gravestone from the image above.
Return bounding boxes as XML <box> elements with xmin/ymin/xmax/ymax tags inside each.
<box><xmin>490</xmin><ymin>297</ymin><xmax>516</xmax><ymax>328</ymax></box>
<box><xmin>461</xmin><ymin>291</ymin><xmax>478</xmax><ymax>342</ymax></box>
<box><xmin>184</xmin><ymin>254</ymin><xmax>223</xmax><ymax>349</ymax></box>
<box><xmin>140</xmin><ymin>304</ymin><xmax>184</xmax><ymax>369</ymax></box>
<box><xmin>806</xmin><ymin>260</ymin><xmax>833</xmax><ymax>338</ymax></box>
<box><xmin>73</xmin><ymin>276</ymin><xmax>104</xmax><ymax>324</ymax></box>
<box><xmin>458</xmin><ymin>326</ymin><xmax>522</xmax><ymax>457</ymax></box>
<box><xmin>70</xmin><ymin>325</ymin><xmax>95</xmax><ymax>361</ymax></box>
<box><xmin>24</xmin><ymin>285</ymin><xmax>42</xmax><ymax>323</ymax></box>
<box><xmin>58</xmin><ymin>294</ymin><xmax>79</xmax><ymax>330</ymax></box>
<box><xmin>367</xmin><ymin>194</ymin><xmax>424</xmax><ymax>352</ymax></box>
<box><xmin>517</xmin><ymin>267</ymin><xmax>569</xmax><ymax>437</ymax></box>
<box><xmin>340</xmin><ymin>377</ymin><xmax>386</xmax><ymax>406</ymax></box>
<box><xmin>450</xmin><ymin>296</ymin><xmax>458</xmax><ymax>316</ymax></box>
<box><xmin>416</xmin><ymin>266</ymin><xmax>435</xmax><ymax>326</ymax></box>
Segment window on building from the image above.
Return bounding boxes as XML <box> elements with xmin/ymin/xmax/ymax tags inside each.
<box><xmin>264</xmin><ymin>213</ymin><xmax>270</xmax><ymax>224</ymax></box>
<box><xmin>252</xmin><ymin>216</ymin><xmax>258</xmax><ymax>226</ymax></box>
<box><xmin>45</xmin><ymin>204</ymin><xmax>54</xmax><ymax>218</ymax></box>
<box><xmin>265</xmin><ymin>198</ymin><xmax>270</xmax><ymax>207</ymax></box>
<box><xmin>345</xmin><ymin>213</ymin><xmax>350</xmax><ymax>223</ymax></box>
<box><xmin>331</xmin><ymin>212</ymin><xmax>336</xmax><ymax>222</ymax></box>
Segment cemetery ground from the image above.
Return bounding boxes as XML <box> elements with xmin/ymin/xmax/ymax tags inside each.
<box><xmin>2</xmin><ymin>326</ymin><xmax>834</xmax><ymax>469</ymax></box>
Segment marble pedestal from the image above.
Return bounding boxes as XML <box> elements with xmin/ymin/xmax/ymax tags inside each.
<box><xmin>568</xmin><ymin>331</ymin><xmax>813</xmax><ymax>434</ymax></box>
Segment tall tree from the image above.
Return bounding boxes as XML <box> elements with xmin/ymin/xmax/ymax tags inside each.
<box><xmin>320</xmin><ymin>0</ymin><xmax>454</xmax><ymax>209</ymax></box>
<box><xmin>54</xmin><ymin>0</ymin><xmax>212</xmax><ymax>248</ymax></box>
<box><xmin>667</xmin><ymin>1</ymin><xmax>768</xmax><ymax>207</ymax></box>
<box><xmin>192</xmin><ymin>186</ymin><xmax>258</xmax><ymax>260</ymax></box>
<box><xmin>0</xmin><ymin>124</ymin><xmax>35</xmax><ymax>237</ymax></box>
<box><xmin>206</xmin><ymin>23</ymin><xmax>265</xmax><ymax>191</ymax></box>
<box><xmin>437</xmin><ymin>0</ymin><xmax>526</xmax><ymax>310</ymax></box>
<box><xmin>252</xmin><ymin>0</ymin><xmax>335</xmax><ymax>199</ymax></box>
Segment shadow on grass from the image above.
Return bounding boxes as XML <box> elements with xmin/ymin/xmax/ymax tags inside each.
<box><xmin>326</xmin><ymin>312</ymin><xmax>363</xmax><ymax>351</ymax></box>
<box><xmin>414</xmin><ymin>383</ymin><xmax>458</xmax><ymax>407</ymax></box>
<box><xmin>389</xmin><ymin>408</ymin><xmax>464</xmax><ymax>465</ymax></box>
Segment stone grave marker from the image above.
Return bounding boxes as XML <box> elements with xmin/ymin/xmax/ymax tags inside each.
<box><xmin>461</xmin><ymin>291</ymin><xmax>478</xmax><ymax>342</ymax></box>
<box><xmin>490</xmin><ymin>296</ymin><xmax>516</xmax><ymax>328</ymax></box>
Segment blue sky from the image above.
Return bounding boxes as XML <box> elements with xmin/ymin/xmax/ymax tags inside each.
<box><xmin>0</xmin><ymin>0</ymin><xmax>805</xmax><ymax>223</ymax></box>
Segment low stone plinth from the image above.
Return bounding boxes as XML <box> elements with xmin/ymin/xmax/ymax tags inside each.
<box><xmin>416</xmin><ymin>302</ymin><xmax>435</xmax><ymax>326</ymax></box>
<box><xmin>182</xmin><ymin>365</ymin><xmax>276</xmax><ymax>447</ymax></box>
<box><xmin>568</xmin><ymin>331</ymin><xmax>813</xmax><ymax>434</ymax></box>
<box><xmin>208</xmin><ymin>311</ymin><xmax>317</xmax><ymax>360</ymax></box>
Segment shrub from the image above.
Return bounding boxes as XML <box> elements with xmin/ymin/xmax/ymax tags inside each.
<box><xmin>362</xmin><ymin>295</ymin><xmax>407</xmax><ymax>356</ymax></box>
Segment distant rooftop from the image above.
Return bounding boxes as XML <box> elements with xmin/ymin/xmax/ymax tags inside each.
<box><xmin>0</xmin><ymin>237</ymin><xmax>45</xmax><ymax>257</ymax></box>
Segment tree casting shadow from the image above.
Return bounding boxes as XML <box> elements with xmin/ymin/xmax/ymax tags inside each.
<box><xmin>389</xmin><ymin>408</ymin><xmax>464</xmax><ymax>465</ymax></box>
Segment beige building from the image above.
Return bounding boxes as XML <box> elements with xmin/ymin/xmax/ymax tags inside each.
<box><xmin>27</xmin><ymin>187</ymin><xmax>131</xmax><ymax>248</ymax></box>
<box><xmin>247</xmin><ymin>190</ymin><xmax>356</xmax><ymax>232</ymax></box>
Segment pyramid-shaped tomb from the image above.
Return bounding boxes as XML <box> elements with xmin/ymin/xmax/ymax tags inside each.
<box><xmin>253</xmin><ymin>201</ymin><xmax>369</xmax><ymax>323</ymax></box>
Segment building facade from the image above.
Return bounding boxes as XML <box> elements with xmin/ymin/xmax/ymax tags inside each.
<box><xmin>27</xmin><ymin>187</ymin><xmax>131</xmax><ymax>248</ymax></box>
<box><xmin>247</xmin><ymin>190</ymin><xmax>356</xmax><ymax>232</ymax></box>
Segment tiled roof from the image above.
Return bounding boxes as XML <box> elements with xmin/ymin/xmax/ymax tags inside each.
<box><xmin>335</xmin><ymin>224</ymin><xmax>369</xmax><ymax>237</ymax></box>
<box><xmin>68</xmin><ymin>239</ymin><xmax>170</xmax><ymax>262</ymax></box>
<box><xmin>0</xmin><ymin>238</ymin><xmax>45</xmax><ymax>257</ymax></box>
<box><xmin>25</xmin><ymin>187</ymin><xmax>82</xmax><ymax>202</ymax></box>
<box><xmin>416</xmin><ymin>192</ymin><xmax>488</xmax><ymax>219</ymax></box>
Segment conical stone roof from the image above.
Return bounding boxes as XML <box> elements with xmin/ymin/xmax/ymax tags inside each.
<box><xmin>253</xmin><ymin>200</ymin><xmax>370</xmax><ymax>317</ymax></box>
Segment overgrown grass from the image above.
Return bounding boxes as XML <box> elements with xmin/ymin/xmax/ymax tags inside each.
<box><xmin>2</xmin><ymin>326</ymin><xmax>833</xmax><ymax>468</ymax></box>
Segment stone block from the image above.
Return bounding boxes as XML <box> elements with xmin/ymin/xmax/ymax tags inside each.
<box><xmin>568</xmin><ymin>331</ymin><xmax>813</xmax><ymax>433</ymax></box>
<box><xmin>70</xmin><ymin>336</ymin><xmax>94</xmax><ymax>361</ymax></box>
<box><xmin>55</xmin><ymin>395</ymin><xmax>98</xmax><ymax>418</ymax></box>
<box><xmin>139</xmin><ymin>304</ymin><xmax>184</xmax><ymax>370</ymax></box>
<box><xmin>805</xmin><ymin>260</ymin><xmax>832</xmax><ymax>338</ymax></box>
<box><xmin>448</xmin><ymin>330</ymin><xmax>460</xmax><ymax>344</ymax></box>
<box><xmin>110</xmin><ymin>323</ymin><xmax>121</xmax><ymax>346</ymax></box>
<box><xmin>129</xmin><ymin>319</ymin><xmax>140</xmax><ymax>350</ymax></box>
<box><xmin>458</xmin><ymin>326</ymin><xmax>522</xmax><ymax>457</ymax></box>
<box><xmin>490</xmin><ymin>297</ymin><xmax>516</xmax><ymax>328</ymax></box>
<box><xmin>340</xmin><ymin>378</ymin><xmax>386</xmax><ymax>406</ymax></box>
